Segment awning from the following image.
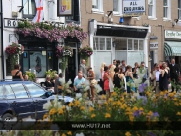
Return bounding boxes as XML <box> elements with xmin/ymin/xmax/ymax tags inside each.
<box><xmin>164</xmin><ymin>41</ymin><xmax>181</xmax><ymax>56</ymax></box>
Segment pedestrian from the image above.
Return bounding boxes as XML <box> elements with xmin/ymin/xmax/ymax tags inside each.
<box><xmin>120</xmin><ymin>60</ymin><xmax>127</xmax><ymax>74</ymax></box>
<box><xmin>109</xmin><ymin>64</ymin><xmax>116</xmax><ymax>81</ymax></box>
<box><xmin>113</xmin><ymin>59</ymin><xmax>117</xmax><ymax>66</ymax></box>
<box><xmin>169</xmin><ymin>59</ymin><xmax>180</xmax><ymax>92</ymax></box>
<box><xmin>151</xmin><ymin>64</ymin><xmax>161</xmax><ymax>94</ymax></box>
<box><xmin>73</xmin><ymin>72</ymin><xmax>85</xmax><ymax>93</ymax></box>
<box><xmin>100</xmin><ymin>62</ymin><xmax>106</xmax><ymax>94</ymax></box>
<box><xmin>139</xmin><ymin>61</ymin><xmax>149</xmax><ymax>84</ymax></box>
<box><xmin>11</xmin><ymin>64</ymin><xmax>24</xmax><ymax>81</ymax></box>
<box><xmin>103</xmin><ymin>66</ymin><xmax>111</xmax><ymax>99</ymax></box>
<box><xmin>159</xmin><ymin>62</ymin><xmax>169</xmax><ymax>91</ymax></box>
<box><xmin>113</xmin><ymin>67</ymin><xmax>124</xmax><ymax>89</ymax></box>
<box><xmin>24</xmin><ymin>74</ymin><xmax>29</xmax><ymax>81</ymax></box>
<box><xmin>54</xmin><ymin>73</ymin><xmax>63</xmax><ymax>94</ymax></box>
<box><xmin>132</xmin><ymin>62</ymin><xmax>139</xmax><ymax>79</ymax></box>
<box><xmin>79</xmin><ymin>59</ymin><xmax>87</xmax><ymax>78</ymax></box>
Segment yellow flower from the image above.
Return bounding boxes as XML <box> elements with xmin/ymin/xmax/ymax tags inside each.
<box><xmin>147</xmin><ymin>111</ymin><xmax>153</xmax><ymax>116</ymax></box>
<box><xmin>58</xmin><ymin>108</ymin><xmax>64</xmax><ymax>114</ymax></box>
<box><xmin>123</xmin><ymin>92</ymin><xmax>127</xmax><ymax>96</ymax></box>
<box><xmin>89</xmin><ymin>107</ymin><xmax>94</xmax><ymax>112</ymax></box>
<box><xmin>129</xmin><ymin>115</ymin><xmax>134</xmax><ymax>121</ymax></box>
<box><xmin>112</xmin><ymin>102</ymin><xmax>117</xmax><ymax>106</ymax></box>
<box><xmin>62</xmin><ymin>105</ymin><xmax>66</xmax><ymax>110</ymax></box>
<box><xmin>105</xmin><ymin>113</ymin><xmax>111</xmax><ymax>118</ymax></box>
<box><xmin>69</xmin><ymin>102</ymin><xmax>73</xmax><ymax>107</ymax></box>
<box><xmin>139</xmin><ymin>107</ymin><xmax>143</xmax><ymax>111</ymax></box>
<box><xmin>173</xmin><ymin>98</ymin><xmax>177</xmax><ymax>101</ymax></box>
<box><xmin>104</xmin><ymin>102</ymin><xmax>108</xmax><ymax>106</ymax></box>
<box><xmin>174</xmin><ymin>102</ymin><xmax>179</xmax><ymax>106</ymax></box>
<box><xmin>126</xmin><ymin>107</ymin><xmax>131</xmax><ymax>112</ymax></box>
<box><xmin>173</xmin><ymin>91</ymin><xmax>177</xmax><ymax>95</ymax></box>
<box><xmin>125</xmin><ymin>131</ymin><xmax>131</xmax><ymax>136</ymax></box>
<box><xmin>132</xmin><ymin>106</ymin><xmax>138</xmax><ymax>111</ymax></box>
<box><xmin>160</xmin><ymin>92</ymin><xmax>164</xmax><ymax>95</ymax></box>
<box><xmin>176</xmin><ymin>112</ymin><xmax>181</xmax><ymax>116</ymax></box>
<box><xmin>168</xmin><ymin>93</ymin><xmax>174</xmax><ymax>97</ymax></box>
<box><xmin>49</xmin><ymin>108</ymin><xmax>57</xmax><ymax>115</ymax></box>
<box><xmin>80</xmin><ymin>106</ymin><xmax>85</xmax><ymax>111</ymax></box>
<box><xmin>43</xmin><ymin>113</ymin><xmax>48</xmax><ymax>119</ymax></box>
<box><xmin>91</xmin><ymin>114</ymin><xmax>96</xmax><ymax>118</ymax></box>
<box><xmin>108</xmin><ymin>98</ymin><xmax>113</xmax><ymax>103</ymax></box>
<box><xmin>117</xmin><ymin>101</ymin><xmax>121</xmax><ymax>106</ymax></box>
<box><xmin>120</xmin><ymin>97</ymin><xmax>124</xmax><ymax>101</ymax></box>
<box><xmin>101</xmin><ymin>95</ymin><xmax>106</xmax><ymax>100</ymax></box>
<box><xmin>125</xmin><ymin>111</ymin><xmax>132</xmax><ymax>115</ymax></box>
<box><xmin>111</xmin><ymin>92</ymin><xmax>117</xmax><ymax>97</ymax></box>
<box><xmin>67</xmin><ymin>131</ymin><xmax>72</xmax><ymax>135</ymax></box>
<box><xmin>62</xmin><ymin>133</ymin><xmax>66</xmax><ymax>136</ymax></box>
<box><xmin>74</xmin><ymin>100</ymin><xmax>80</xmax><ymax>107</ymax></box>
<box><xmin>146</xmin><ymin>91</ymin><xmax>150</xmax><ymax>96</ymax></box>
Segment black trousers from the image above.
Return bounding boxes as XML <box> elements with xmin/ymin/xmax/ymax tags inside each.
<box><xmin>171</xmin><ymin>77</ymin><xmax>179</xmax><ymax>92</ymax></box>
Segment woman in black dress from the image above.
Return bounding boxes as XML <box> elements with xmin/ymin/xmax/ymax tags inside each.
<box><xmin>159</xmin><ymin>62</ymin><xmax>169</xmax><ymax>91</ymax></box>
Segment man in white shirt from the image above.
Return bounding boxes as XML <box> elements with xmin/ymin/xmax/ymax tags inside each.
<box><xmin>151</xmin><ymin>64</ymin><xmax>161</xmax><ymax>94</ymax></box>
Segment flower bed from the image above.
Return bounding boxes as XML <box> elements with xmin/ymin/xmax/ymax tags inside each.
<box><xmin>15</xmin><ymin>20</ymin><xmax>87</xmax><ymax>42</ymax></box>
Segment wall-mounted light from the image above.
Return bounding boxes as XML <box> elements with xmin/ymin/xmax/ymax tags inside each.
<box><xmin>172</xmin><ymin>19</ymin><xmax>179</xmax><ymax>27</ymax></box>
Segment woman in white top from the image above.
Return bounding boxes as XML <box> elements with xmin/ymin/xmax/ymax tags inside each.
<box><xmin>99</xmin><ymin>62</ymin><xmax>106</xmax><ymax>94</ymax></box>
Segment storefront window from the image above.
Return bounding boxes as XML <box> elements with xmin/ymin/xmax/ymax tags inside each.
<box><xmin>139</xmin><ymin>40</ymin><xmax>144</xmax><ymax>50</ymax></box>
<box><xmin>106</xmin><ymin>38</ymin><xmax>111</xmax><ymax>50</ymax></box>
<box><xmin>100</xmin><ymin>38</ymin><xmax>105</xmax><ymax>50</ymax></box>
<box><xmin>134</xmin><ymin>40</ymin><xmax>138</xmax><ymax>50</ymax></box>
<box><xmin>128</xmin><ymin>39</ymin><xmax>133</xmax><ymax>50</ymax></box>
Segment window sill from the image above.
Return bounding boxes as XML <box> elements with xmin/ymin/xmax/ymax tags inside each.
<box><xmin>163</xmin><ymin>18</ymin><xmax>171</xmax><ymax>22</ymax></box>
<box><xmin>148</xmin><ymin>17</ymin><xmax>157</xmax><ymax>20</ymax></box>
<box><xmin>92</xmin><ymin>8</ymin><xmax>104</xmax><ymax>14</ymax></box>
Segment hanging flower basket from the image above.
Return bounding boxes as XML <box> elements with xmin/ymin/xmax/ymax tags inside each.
<box><xmin>5</xmin><ymin>42</ymin><xmax>24</xmax><ymax>70</ymax></box>
<box><xmin>15</xmin><ymin>20</ymin><xmax>88</xmax><ymax>42</ymax></box>
<box><xmin>56</xmin><ymin>46</ymin><xmax>73</xmax><ymax>73</ymax></box>
<box><xmin>79</xmin><ymin>45</ymin><xmax>93</xmax><ymax>65</ymax></box>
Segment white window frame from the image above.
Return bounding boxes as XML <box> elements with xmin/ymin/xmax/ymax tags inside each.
<box><xmin>148</xmin><ymin>0</ymin><xmax>157</xmax><ymax>20</ymax></box>
<box><xmin>113</xmin><ymin>0</ymin><xmax>123</xmax><ymax>16</ymax></box>
<box><xmin>178</xmin><ymin>0</ymin><xmax>181</xmax><ymax>20</ymax></box>
<box><xmin>163</xmin><ymin>0</ymin><xmax>171</xmax><ymax>21</ymax></box>
<box><xmin>92</xmin><ymin>0</ymin><xmax>104</xmax><ymax>14</ymax></box>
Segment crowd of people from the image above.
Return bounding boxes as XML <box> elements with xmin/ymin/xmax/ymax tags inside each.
<box><xmin>11</xmin><ymin>58</ymin><xmax>181</xmax><ymax>101</ymax></box>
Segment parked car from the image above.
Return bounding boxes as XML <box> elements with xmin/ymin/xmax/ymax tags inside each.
<box><xmin>0</xmin><ymin>81</ymin><xmax>74</xmax><ymax>121</ymax></box>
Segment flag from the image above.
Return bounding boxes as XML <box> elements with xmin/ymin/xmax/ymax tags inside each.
<box><xmin>32</xmin><ymin>0</ymin><xmax>43</xmax><ymax>23</ymax></box>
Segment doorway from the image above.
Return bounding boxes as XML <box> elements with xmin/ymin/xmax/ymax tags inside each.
<box><xmin>65</xmin><ymin>47</ymin><xmax>78</xmax><ymax>87</ymax></box>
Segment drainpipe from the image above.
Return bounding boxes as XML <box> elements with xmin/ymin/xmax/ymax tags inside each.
<box><xmin>0</xmin><ymin>0</ymin><xmax>4</xmax><ymax>79</ymax></box>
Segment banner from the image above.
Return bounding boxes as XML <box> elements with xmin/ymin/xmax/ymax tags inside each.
<box><xmin>57</xmin><ymin>0</ymin><xmax>73</xmax><ymax>16</ymax></box>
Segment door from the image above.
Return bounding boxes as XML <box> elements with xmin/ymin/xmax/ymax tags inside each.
<box><xmin>66</xmin><ymin>48</ymin><xmax>77</xmax><ymax>86</ymax></box>
<box><xmin>24</xmin><ymin>83</ymin><xmax>48</xmax><ymax>119</ymax></box>
<box><xmin>6</xmin><ymin>84</ymin><xmax>35</xmax><ymax>119</ymax></box>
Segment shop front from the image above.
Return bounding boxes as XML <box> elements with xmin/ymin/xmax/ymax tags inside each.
<box><xmin>164</xmin><ymin>30</ymin><xmax>181</xmax><ymax>64</ymax></box>
<box><xmin>89</xmin><ymin>21</ymin><xmax>151</xmax><ymax>80</ymax></box>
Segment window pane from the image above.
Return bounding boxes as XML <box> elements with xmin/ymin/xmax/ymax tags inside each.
<box><xmin>163</xmin><ymin>7</ymin><xmax>168</xmax><ymax>17</ymax></box>
<box><xmin>92</xmin><ymin>0</ymin><xmax>98</xmax><ymax>8</ymax></box>
<box><xmin>128</xmin><ymin>39</ymin><xmax>132</xmax><ymax>50</ymax></box>
<box><xmin>23</xmin><ymin>0</ymin><xmax>28</xmax><ymax>14</ymax></box>
<box><xmin>113</xmin><ymin>0</ymin><xmax>118</xmax><ymax>11</ymax></box>
<box><xmin>100</xmin><ymin>38</ymin><xmax>105</xmax><ymax>50</ymax></box>
<box><xmin>30</xmin><ymin>0</ymin><xmax>36</xmax><ymax>15</ymax></box>
<box><xmin>134</xmin><ymin>40</ymin><xmax>138</xmax><ymax>50</ymax></box>
<box><xmin>179</xmin><ymin>9</ymin><xmax>181</xmax><ymax>19</ymax></box>
<box><xmin>25</xmin><ymin>83</ymin><xmax>45</xmax><ymax>97</ymax></box>
<box><xmin>23</xmin><ymin>52</ymin><xmax>29</xmax><ymax>74</ymax></box>
<box><xmin>139</xmin><ymin>40</ymin><xmax>144</xmax><ymax>50</ymax></box>
<box><xmin>0</xmin><ymin>86</ymin><xmax>4</xmax><ymax>99</ymax></box>
<box><xmin>179</xmin><ymin>0</ymin><xmax>181</xmax><ymax>8</ymax></box>
<box><xmin>148</xmin><ymin>0</ymin><xmax>153</xmax><ymax>4</ymax></box>
<box><xmin>106</xmin><ymin>38</ymin><xmax>111</xmax><ymax>50</ymax></box>
<box><xmin>164</xmin><ymin>0</ymin><xmax>168</xmax><ymax>6</ymax></box>
<box><xmin>93</xmin><ymin>37</ymin><xmax>98</xmax><ymax>50</ymax></box>
<box><xmin>10</xmin><ymin>84</ymin><xmax>28</xmax><ymax>98</ymax></box>
<box><xmin>115</xmin><ymin>39</ymin><xmax>127</xmax><ymax>50</ymax></box>
<box><xmin>4</xmin><ymin>85</ymin><xmax>16</xmax><ymax>99</ymax></box>
<box><xmin>148</xmin><ymin>5</ymin><xmax>153</xmax><ymax>16</ymax></box>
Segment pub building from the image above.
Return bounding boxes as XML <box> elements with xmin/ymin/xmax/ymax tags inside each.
<box><xmin>3</xmin><ymin>0</ymin><xmax>82</xmax><ymax>85</ymax></box>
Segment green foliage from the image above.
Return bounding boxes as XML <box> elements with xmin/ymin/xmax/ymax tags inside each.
<box><xmin>25</xmin><ymin>71</ymin><xmax>36</xmax><ymax>82</ymax></box>
<box><xmin>45</xmin><ymin>69</ymin><xmax>57</xmax><ymax>80</ymax></box>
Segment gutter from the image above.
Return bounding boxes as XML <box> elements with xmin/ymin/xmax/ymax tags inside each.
<box><xmin>1</xmin><ymin>0</ymin><xmax>4</xmax><ymax>79</ymax></box>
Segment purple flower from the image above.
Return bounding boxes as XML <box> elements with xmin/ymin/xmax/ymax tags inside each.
<box><xmin>148</xmin><ymin>132</ymin><xmax>156</xmax><ymax>136</ymax></box>
<box><xmin>133</xmin><ymin>110</ymin><xmax>140</xmax><ymax>118</ymax></box>
<box><xmin>139</xmin><ymin>83</ymin><xmax>147</xmax><ymax>93</ymax></box>
<box><xmin>153</xmin><ymin>112</ymin><xmax>159</xmax><ymax>117</ymax></box>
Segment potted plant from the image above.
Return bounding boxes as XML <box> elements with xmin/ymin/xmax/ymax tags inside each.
<box><xmin>5</xmin><ymin>42</ymin><xmax>24</xmax><ymax>70</ymax></box>
<box><xmin>79</xmin><ymin>45</ymin><xmax>93</xmax><ymax>65</ymax></box>
<box><xmin>56</xmin><ymin>46</ymin><xmax>73</xmax><ymax>73</ymax></box>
